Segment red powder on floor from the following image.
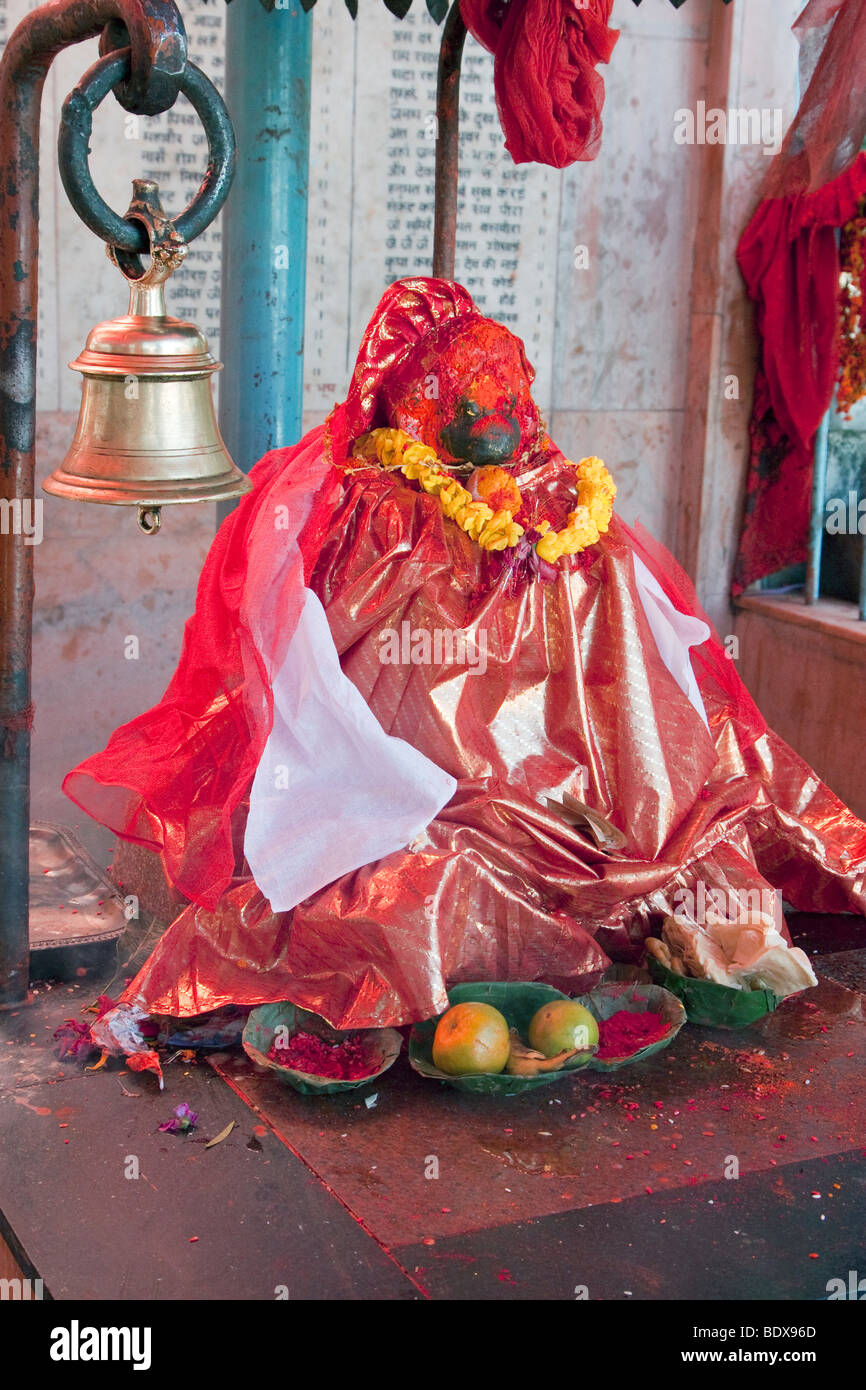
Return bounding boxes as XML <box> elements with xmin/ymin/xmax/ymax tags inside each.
<box><xmin>595</xmin><ymin>1009</ymin><xmax>671</xmax><ymax>1060</ymax></box>
<box><xmin>267</xmin><ymin>1030</ymin><xmax>379</xmax><ymax>1080</ymax></box>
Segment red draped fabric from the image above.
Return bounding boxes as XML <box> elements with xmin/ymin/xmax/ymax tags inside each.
<box><xmin>63</xmin><ymin>435</ymin><xmax>343</xmax><ymax>910</ymax></box>
<box><xmin>733</xmin><ymin>154</ymin><xmax>866</xmax><ymax>594</ymax></box>
<box><xmin>460</xmin><ymin>0</ymin><xmax>619</xmax><ymax>168</ymax></box>
<box><xmin>732</xmin><ymin>0</ymin><xmax>866</xmax><ymax>593</ymax></box>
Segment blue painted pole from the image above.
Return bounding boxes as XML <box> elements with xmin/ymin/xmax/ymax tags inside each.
<box><xmin>218</xmin><ymin>0</ymin><xmax>312</xmax><ymax>503</ymax></box>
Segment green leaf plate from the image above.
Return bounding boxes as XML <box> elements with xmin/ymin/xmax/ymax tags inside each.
<box><xmin>579</xmin><ymin>979</ymin><xmax>686</xmax><ymax>1071</ymax></box>
<box><xmin>646</xmin><ymin>956</ymin><xmax>781</xmax><ymax>1029</ymax></box>
<box><xmin>408</xmin><ymin>980</ymin><xmax>597</xmax><ymax>1094</ymax></box>
<box><xmin>242</xmin><ymin>1001</ymin><xmax>402</xmax><ymax>1096</ymax></box>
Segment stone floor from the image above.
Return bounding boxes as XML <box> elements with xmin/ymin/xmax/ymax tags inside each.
<box><xmin>0</xmin><ymin>912</ymin><xmax>864</xmax><ymax>1303</ymax></box>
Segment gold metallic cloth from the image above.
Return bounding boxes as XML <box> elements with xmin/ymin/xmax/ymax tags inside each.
<box><xmin>116</xmin><ymin>451</ymin><xmax>866</xmax><ymax>1029</ymax></box>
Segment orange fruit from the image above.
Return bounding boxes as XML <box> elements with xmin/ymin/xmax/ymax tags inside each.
<box><xmin>432</xmin><ymin>1002</ymin><xmax>511</xmax><ymax>1075</ymax></box>
<box><xmin>528</xmin><ymin>1000</ymin><xmax>598</xmax><ymax>1057</ymax></box>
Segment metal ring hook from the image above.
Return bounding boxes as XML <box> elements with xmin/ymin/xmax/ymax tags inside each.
<box><xmin>58</xmin><ymin>46</ymin><xmax>236</xmax><ymax>255</ymax></box>
<box><xmin>98</xmin><ymin>8</ymin><xmax>186</xmax><ymax>119</ymax></box>
<box><xmin>108</xmin><ymin>180</ymin><xmax>188</xmax><ymax>285</ymax></box>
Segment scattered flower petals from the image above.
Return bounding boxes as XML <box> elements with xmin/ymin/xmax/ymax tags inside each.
<box><xmin>159</xmin><ymin>1102</ymin><xmax>198</xmax><ymax>1135</ymax></box>
<box><xmin>268</xmin><ymin>1029</ymin><xmax>379</xmax><ymax>1081</ymax></box>
<box><xmin>52</xmin><ymin>1018</ymin><xmax>96</xmax><ymax>1062</ymax></box>
<box><xmin>126</xmin><ymin>1050</ymin><xmax>164</xmax><ymax>1088</ymax></box>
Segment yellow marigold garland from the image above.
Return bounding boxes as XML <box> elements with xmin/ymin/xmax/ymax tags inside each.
<box><xmin>352</xmin><ymin>428</ymin><xmax>616</xmax><ymax>566</ymax></box>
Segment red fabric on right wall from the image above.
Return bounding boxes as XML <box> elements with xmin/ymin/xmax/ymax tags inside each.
<box><xmin>733</xmin><ymin>154</ymin><xmax>866</xmax><ymax>595</ymax></box>
<box><xmin>732</xmin><ymin>0</ymin><xmax>866</xmax><ymax>595</ymax></box>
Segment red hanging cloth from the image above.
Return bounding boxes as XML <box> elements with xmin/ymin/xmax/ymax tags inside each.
<box><xmin>733</xmin><ymin>155</ymin><xmax>866</xmax><ymax>594</ymax></box>
<box><xmin>460</xmin><ymin>0</ymin><xmax>619</xmax><ymax>168</ymax></box>
<box><xmin>732</xmin><ymin>0</ymin><xmax>866</xmax><ymax>594</ymax></box>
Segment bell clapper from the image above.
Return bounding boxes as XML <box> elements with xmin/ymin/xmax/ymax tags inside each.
<box><xmin>137</xmin><ymin>507</ymin><xmax>162</xmax><ymax>535</ymax></box>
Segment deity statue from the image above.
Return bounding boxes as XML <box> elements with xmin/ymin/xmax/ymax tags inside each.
<box><xmin>66</xmin><ymin>280</ymin><xmax>864</xmax><ymax>1060</ymax></box>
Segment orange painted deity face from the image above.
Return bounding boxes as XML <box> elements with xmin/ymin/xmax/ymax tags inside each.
<box><xmin>382</xmin><ymin>315</ymin><xmax>543</xmax><ymax>469</ymax></box>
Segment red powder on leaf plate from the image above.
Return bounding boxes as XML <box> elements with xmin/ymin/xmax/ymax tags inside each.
<box><xmin>595</xmin><ymin>1009</ymin><xmax>671</xmax><ymax>1060</ymax></box>
<box><xmin>267</xmin><ymin>1029</ymin><xmax>379</xmax><ymax>1080</ymax></box>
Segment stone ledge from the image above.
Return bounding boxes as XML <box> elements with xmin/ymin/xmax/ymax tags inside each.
<box><xmin>735</xmin><ymin>592</ymin><xmax>866</xmax><ymax>647</ymax></box>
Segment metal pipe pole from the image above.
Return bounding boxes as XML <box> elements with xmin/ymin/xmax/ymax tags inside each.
<box><xmin>0</xmin><ymin>0</ymin><xmax>186</xmax><ymax>1006</ymax></box>
<box><xmin>805</xmin><ymin>408</ymin><xmax>831</xmax><ymax>606</ymax></box>
<box><xmin>218</xmin><ymin>0</ymin><xmax>312</xmax><ymax>493</ymax></box>
<box><xmin>805</xmin><ymin>227</ymin><xmax>842</xmax><ymax>610</ymax></box>
<box><xmin>432</xmin><ymin>1</ymin><xmax>467</xmax><ymax>280</ymax></box>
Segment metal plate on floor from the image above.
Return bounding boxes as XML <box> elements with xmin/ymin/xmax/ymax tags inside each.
<box><xmin>29</xmin><ymin>821</ymin><xmax>126</xmax><ymax>950</ymax></box>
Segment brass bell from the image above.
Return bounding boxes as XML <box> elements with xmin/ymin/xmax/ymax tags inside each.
<box><xmin>44</xmin><ymin>181</ymin><xmax>251</xmax><ymax>534</ymax></box>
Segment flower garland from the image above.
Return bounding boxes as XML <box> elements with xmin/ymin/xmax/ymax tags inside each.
<box><xmin>351</xmin><ymin>428</ymin><xmax>616</xmax><ymax>571</ymax></box>
<box><xmin>837</xmin><ymin>195</ymin><xmax>866</xmax><ymax>420</ymax></box>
